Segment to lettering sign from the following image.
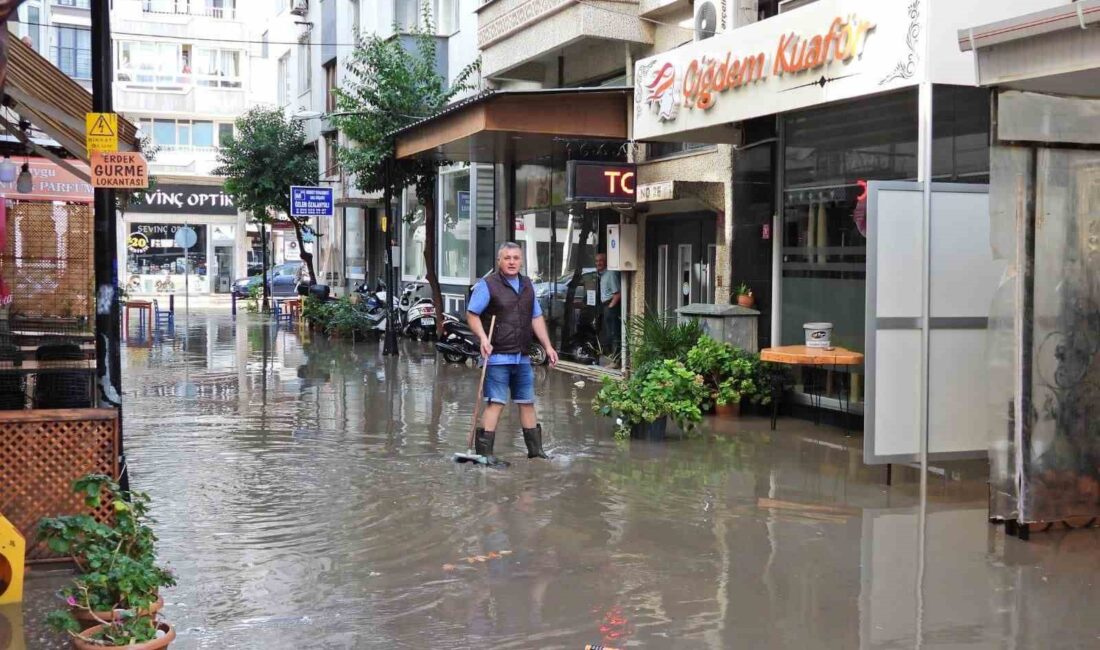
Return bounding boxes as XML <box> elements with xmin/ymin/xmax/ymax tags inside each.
<box><xmin>566</xmin><ymin>161</ymin><xmax>636</xmax><ymax>203</ymax></box>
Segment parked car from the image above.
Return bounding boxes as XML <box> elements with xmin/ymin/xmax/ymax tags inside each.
<box><xmin>232</xmin><ymin>261</ymin><xmax>304</xmax><ymax>299</ymax></box>
<box><xmin>533</xmin><ymin>268</ymin><xmax>599</xmax><ymax>324</ymax></box>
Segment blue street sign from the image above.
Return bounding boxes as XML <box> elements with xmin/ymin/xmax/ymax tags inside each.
<box><xmin>290</xmin><ymin>186</ymin><xmax>334</xmax><ymax>218</ymax></box>
<box><xmin>174</xmin><ymin>225</ymin><xmax>198</xmax><ymax>249</ymax></box>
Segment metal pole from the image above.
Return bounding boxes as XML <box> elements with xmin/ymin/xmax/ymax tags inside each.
<box><xmin>382</xmin><ymin>174</ymin><xmax>399</xmax><ymax>356</ymax></box>
<box><xmin>261</xmin><ymin>220</ymin><xmax>270</xmax><ymax>312</ymax></box>
<box><xmin>91</xmin><ymin>0</ymin><xmax>126</xmax><ymax>489</ymax></box>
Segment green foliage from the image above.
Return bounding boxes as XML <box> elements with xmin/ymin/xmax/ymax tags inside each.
<box><xmin>302</xmin><ymin>296</ymin><xmax>373</xmax><ymax>338</ymax></box>
<box><xmin>628</xmin><ymin>311</ymin><xmax>704</xmax><ymax>368</ymax></box>
<box><xmin>244</xmin><ymin>283</ymin><xmax>261</xmax><ymax>314</ymax></box>
<box><xmin>332</xmin><ymin>9</ymin><xmax>480</xmax><ymax>203</ymax></box>
<box><xmin>593</xmin><ymin>359</ymin><xmax>709</xmax><ymax>439</ymax></box>
<box><xmin>734</xmin><ymin>282</ymin><xmax>752</xmax><ymax>297</ymax></box>
<box><xmin>685</xmin><ymin>336</ymin><xmax>769</xmax><ymax>407</ymax></box>
<box><xmin>39</xmin><ymin>474</ymin><xmax>175</xmax><ymax>643</ymax></box>
<box><xmin>213</xmin><ymin>106</ymin><xmax>319</xmax><ymax>283</ymax></box>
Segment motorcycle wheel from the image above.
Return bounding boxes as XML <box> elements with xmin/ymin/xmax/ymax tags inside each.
<box><xmin>442</xmin><ymin>350</ymin><xmax>466</xmax><ymax>363</ymax></box>
<box><xmin>529</xmin><ymin>343</ymin><xmax>548</xmax><ymax>366</ymax></box>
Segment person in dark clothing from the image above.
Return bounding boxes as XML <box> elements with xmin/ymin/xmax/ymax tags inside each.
<box><xmin>467</xmin><ymin>242</ymin><xmax>559</xmax><ymax>462</ymax></box>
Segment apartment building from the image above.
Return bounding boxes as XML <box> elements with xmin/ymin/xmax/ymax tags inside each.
<box><xmin>110</xmin><ymin>0</ymin><xmax>272</xmax><ymax>296</ymax></box>
<box><xmin>9</xmin><ymin>0</ymin><xmax>92</xmax><ymax>90</ymax></box>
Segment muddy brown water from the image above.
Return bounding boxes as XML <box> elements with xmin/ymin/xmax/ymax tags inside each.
<box><xmin>15</xmin><ymin>315</ymin><xmax>1100</xmax><ymax>648</ymax></box>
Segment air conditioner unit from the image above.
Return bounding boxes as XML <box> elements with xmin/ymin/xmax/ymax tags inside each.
<box><xmin>290</xmin><ymin>0</ymin><xmax>308</xmax><ymax>17</ymax></box>
<box><xmin>693</xmin><ymin>0</ymin><xmax>757</xmax><ymax>42</ymax></box>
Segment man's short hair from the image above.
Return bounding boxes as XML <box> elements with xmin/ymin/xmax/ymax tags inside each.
<box><xmin>497</xmin><ymin>242</ymin><xmax>522</xmax><ymax>257</ymax></box>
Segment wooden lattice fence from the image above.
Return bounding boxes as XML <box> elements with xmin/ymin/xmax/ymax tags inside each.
<box><xmin>0</xmin><ymin>409</ymin><xmax>119</xmax><ymax>561</ymax></box>
<box><xmin>2</xmin><ymin>201</ymin><xmax>94</xmax><ymax>322</ymax></box>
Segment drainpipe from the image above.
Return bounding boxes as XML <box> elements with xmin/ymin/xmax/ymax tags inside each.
<box><xmin>91</xmin><ymin>0</ymin><xmax>126</xmax><ymax>490</ymax></box>
<box><xmin>623</xmin><ymin>44</ymin><xmax>634</xmax><ymax>372</ymax></box>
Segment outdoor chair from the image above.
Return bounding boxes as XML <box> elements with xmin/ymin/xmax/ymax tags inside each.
<box><xmin>32</xmin><ymin>343</ymin><xmax>92</xmax><ymax>409</ymax></box>
<box><xmin>153</xmin><ymin>299</ymin><xmax>174</xmax><ymax>333</ymax></box>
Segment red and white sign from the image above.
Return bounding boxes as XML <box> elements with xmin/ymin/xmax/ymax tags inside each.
<box><xmin>0</xmin><ymin>157</ymin><xmax>92</xmax><ymax>203</ymax></box>
<box><xmin>91</xmin><ymin>152</ymin><xmax>149</xmax><ymax>189</ymax></box>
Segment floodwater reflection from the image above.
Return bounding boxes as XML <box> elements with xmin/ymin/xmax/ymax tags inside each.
<box><xmin>16</xmin><ymin>314</ymin><xmax>1100</xmax><ymax>649</ymax></box>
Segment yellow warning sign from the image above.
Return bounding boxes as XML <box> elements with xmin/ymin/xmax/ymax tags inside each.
<box><xmin>85</xmin><ymin>112</ymin><xmax>118</xmax><ymax>154</ymax></box>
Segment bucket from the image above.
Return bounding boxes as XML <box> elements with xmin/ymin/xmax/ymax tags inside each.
<box><xmin>803</xmin><ymin>322</ymin><xmax>833</xmax><ymax>349</ymax></box>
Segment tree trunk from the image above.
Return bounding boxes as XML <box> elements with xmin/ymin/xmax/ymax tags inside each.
<box><xmin>291</xmin><ymin>218</ymin><xmax>318</xmax><ymax>285</ymax></box>
<box><xmin>421</xmin><ymin>178</ymin><xmax>445</xmax><ymax>336</ymax></box>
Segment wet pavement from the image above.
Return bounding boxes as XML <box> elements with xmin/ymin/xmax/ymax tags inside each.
<box><xmin>12</xmin><ymin>314</ymin><xmax>1100</xmax><ymax>649</ymax></box>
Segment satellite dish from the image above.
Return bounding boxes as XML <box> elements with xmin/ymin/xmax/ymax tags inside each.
<box><xmin>694</xmin><ymin>0</ymin><xmax>718</xmax><ymax>41</ymax></box>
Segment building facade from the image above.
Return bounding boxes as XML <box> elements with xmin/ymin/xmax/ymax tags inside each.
<box><xmin>109</xmin><ymin>0</ymin><xmax>276</xmax><ymax>296</ymax></box>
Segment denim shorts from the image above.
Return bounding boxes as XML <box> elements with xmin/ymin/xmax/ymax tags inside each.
<box><xmin>484</xmin><ymin>363</ymin><xmax>535</xmax><ymax>405</ymax></box>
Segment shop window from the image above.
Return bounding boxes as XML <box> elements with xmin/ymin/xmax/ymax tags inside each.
<box><xmin>125</xmin><ymin>224</ymin><xmax>208</xmax><ymax>293</ymax></box>
<box><xmin>116</xmin><ymin>41</ymin><xmax>186</xmax><ymax>88</ymax></box>
<box><xmin>401</xmin><ymin>186</ymin><xmax>426</xmax><ymax>280</ymax></box>
<box><xmin>52</xmin><ymin>25</ymin><xmax>91</xmax><ymax>80</ymax></box>
<box><xmin>931</xmin><ymin>85</ymin><xmax>991</xmax><ymax>183</ymax></box>
<box><xmin>439</xmin><ymin>166</ymin><xmax>472</xmax><ymax>282</ymax></box>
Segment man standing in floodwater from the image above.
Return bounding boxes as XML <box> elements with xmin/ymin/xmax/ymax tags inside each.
<box><xmin>466</xmin><ymin>242</ymin><xmax>559</xmax><ymax>462</ymax></box>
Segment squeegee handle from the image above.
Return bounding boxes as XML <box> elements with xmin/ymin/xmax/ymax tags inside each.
<box><xmin>468</xmin><ymin>315</ymin><xmax>496</xmax><ymax>450</ymax></box>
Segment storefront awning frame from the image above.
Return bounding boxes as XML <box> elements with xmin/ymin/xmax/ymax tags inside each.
<box><xmin>393</xmin><ymin>87</ymin><xmax>632</xmax><ymax>162</ymax></box>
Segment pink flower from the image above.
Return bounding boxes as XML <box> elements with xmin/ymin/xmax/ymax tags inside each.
<box><xmin>66</xmin><ymin>596</ymin><xmax>77</xmax><ymax>606</ymax></box>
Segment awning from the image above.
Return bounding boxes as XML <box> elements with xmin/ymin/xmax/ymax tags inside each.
<box><xmin>5</xmin><ymin>36</ymin><xmax>138</xmax><ymax>161</ymax></box>
<box><xmin>394</xmin><ymin>87</ymin><xmax>631</xmax><ymax>161</ymax></box>
<box><xmin>959</xmin><ymin>0</ymin><xmax>1100</xmax><ymax>96</ymax></box>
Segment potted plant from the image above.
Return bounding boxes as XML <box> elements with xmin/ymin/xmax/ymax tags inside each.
<box><xmin>686</xmin><ymin>336</ymin><xmax>766</xmax><ymax>417</ymax></box>
<box><xmin>593</xmin><ymin>359</ymin><xmax>709</xmax><ymax>440</ymax></box>
<box><xmin>734</xmin><ymin>283</ymin><xmax>754</xmax><ymax>308</ymax></box>
<box><xmin>39</xmin><ymin>474</ymin><xmax>177</xmax><ymax>649</ymax></box>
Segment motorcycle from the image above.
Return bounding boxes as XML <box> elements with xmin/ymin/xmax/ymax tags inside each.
<box><xmin>436</xmin><ymin>313</ymin><xmax>550</xmax><ymax>366</ymax></box>
<box><xmin>354</xmin><ymin>280</ymin><xmax>391</xmax><ymax>339</ymax></box>
<box><xmin>398</xmin><ymin>281</ymin><xmax>437</xmax><ymax>341</ymax></box>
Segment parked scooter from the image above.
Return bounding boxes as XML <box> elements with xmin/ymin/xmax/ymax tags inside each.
<box><xmin>436</xmin><ymin>313</ymin><xmax>550</xmax><ymax>365</ymax></box>
<box><xmin>398</xmin><ymin>281</ymin><xmax>437</xmax><ymax>340</ymax></box>
<box><xmin>354</xmin><ymin>280</ymin><xmax>391</xmax><ymax>339</ymax></box>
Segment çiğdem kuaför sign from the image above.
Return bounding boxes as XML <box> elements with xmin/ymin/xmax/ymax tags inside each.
<box><xmin>290</xmin><ymin>185</ymin><xmax>334</xmax><ymax>218</ymax></box>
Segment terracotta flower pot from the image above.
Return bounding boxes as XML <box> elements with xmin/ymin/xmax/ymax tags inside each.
<box><xmin>72</xmin><ymin>622</ymin><xmax>175</xmax><ymax>650</ymax></box>
<box><xmin>73</xmin><ymin>595</ymin><xmax>164</xmax><ymax>627</ymax></box>
<box><xmin>736</xmin><ymin>295</ymin><xmax>755</xmax><ymax>308</ymax></box>
<box><xmin>715</xmin><ymin>402</ymin><xmax>741</xmax><ymax>417</ymax></box>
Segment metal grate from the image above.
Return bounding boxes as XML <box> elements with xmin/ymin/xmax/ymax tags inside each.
<box><xmin>0</xmin><ymin>409</ymin><xmax>119</xmax><ymax>561</ymax></box>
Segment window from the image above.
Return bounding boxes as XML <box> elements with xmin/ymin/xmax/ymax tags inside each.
<box><xmin>261</xmin><ymin>31</ymin><xmax>269</xmax><ymax>59</ymax></box>
<box><xmin>297</xmin><ymin>36</ymin><xmax>311</xmax><ymax>94</ymax></box>
<box><xmin>402</xmin><ymin>186</ymin><xmax>426</xmax><ymax>280</ymax></box>
<box><xmin>324</xmin><ymin>133</ymin><xmax>338</xmax><ymax>177</ymax></box>
<box><xmin>394</xmin><ymin>0</ymin><xmax>418</xmax><ymax>32</ymax></box>
<box><xmin>647</xmin><ymin>141</ymin><xmax>713</xmax><ymax>160</ymax></box>
<box><xmin>324</xmin><ymin>61</ymin><xmax>337</xmax><ymax>113</ymax></box>
<box><xmin>433</xmin><ymin>0</ymin><xmax>458</xmax><ymax>34</ymax></box>
<box><xmin>218</xmin><ymin>123</ymin><xmax>234</xmax><ymax>146</ymax></box>
<box><xmin>277</xmin><ymin>52</ymin><xmax>290</xmax><ymax>105</ymax></box>
<box><xmin>116</xmin><ymin>41</ymin><xmax>185</xmax><ymax>88</ymax></box>
<box><xmin>144</xmin><ymin>119</ymin><xmax>222</xmax><ymax>150</ymax></box>
<box><xmin>194</xmin><ymin>48</ymin><xmax>242</xmax><ymax>88</ymax></box>
<box><xmin>25</xmin><ymin>5</ymin><xmax>40</xmax><ymax>52</ymax></box>
<box><xmin>52</xmin><ymin>26</ymin><xmax>91</xmax><ymax>79</ymax></box>
<box><xmin>440</xmin><ymin>166</ymin><xmax>472</xmax><ymax>281</ymax></box>
<box><xmin>205</xmin><ymin>0</ymin><xmax>235</xmax><ymax>19</ymax></box>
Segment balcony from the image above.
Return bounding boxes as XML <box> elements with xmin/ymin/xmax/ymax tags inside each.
<box><xmin>114</xmin><ymin>82</ymin><xmax>246</xmax><ymax>117</ymax></box>
<box><xmin>477</xmin><ymin>0</ymin><xmax>652</xmax><ymax>80</ymax></box>
<box><xmin>141</xmin><ymin>0</ymin><xmax>237</xmax><ymax>20</ymax></box>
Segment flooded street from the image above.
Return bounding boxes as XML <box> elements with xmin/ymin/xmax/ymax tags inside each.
<box><xmin>16</xmin><ymin>313</ymin><xmax>1100</xmax><ymax>649</ymax></box>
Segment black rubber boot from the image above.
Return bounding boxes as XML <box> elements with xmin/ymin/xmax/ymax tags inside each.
<box><xmin>474</xmin><ymin>428</ymin><xmax>496</xmax><ymax>462</ymax></box>
<box><xmin>522</xmin><ymin>424</ymin><xmax>550</xmax><ymax>459</ymax></box>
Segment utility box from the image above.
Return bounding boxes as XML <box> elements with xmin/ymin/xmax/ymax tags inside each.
<box><xmin>676</xmin><ymin>303</ymin><xmax>760</xmax><ymax>353</ymax></box>
<box><xmin>606</xmin><ymin>224</ymin><xmax>638</xmax><ymax>271</ymax></box>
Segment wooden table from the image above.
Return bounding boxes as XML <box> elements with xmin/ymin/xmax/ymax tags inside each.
<box><xmin>122</xmin><ymin>301</ymin><xmax>155</xmax><ymax>342</ymax></box>
<box><xmin>760</xmin><ymin>345</ymin><xmax>864</xmax><ymax>432</ymax></box>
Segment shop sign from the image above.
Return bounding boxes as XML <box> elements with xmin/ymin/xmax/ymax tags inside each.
<box><xmin>0</xmin><ymin>157</ymin><xmax>92</xmax><ymax>203</ymax></box>
<box><xmin>566</xmin><ymin>161</ymin><xmax>636</xmax><ymax>203</ymax></box>
<box><xmin>290</xmin><ymin>186</ymin><xmax>334</xmax><ymax>218</ymax></box>
<box><xmin>634</xmin><ymin>0</ymin><xmax>926</xmax><ymax>140</ymax></box>
<box><xmin>129</xmin><ymin>184</ymin><xmax>237</xmax><ymax>215</ymax></box>
<box><xmin>127</xmin><ymin>232</ymin><xmax>150</xmax><ymax>254</ymax></box>
<box><xmin>637</xmin><ymin>181</ymin><xmax>674</xmax><ymax>203</ymax></box>
<box><xmin>91</xmin><ymin>152</ymin><xmax>148</xmax><ymax>189</ymax></box>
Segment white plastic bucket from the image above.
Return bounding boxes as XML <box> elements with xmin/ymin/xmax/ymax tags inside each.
<box><xmin>804</xmin><ymin>322</ymin><xmax>833</xmax><ymax>349</ymax></box>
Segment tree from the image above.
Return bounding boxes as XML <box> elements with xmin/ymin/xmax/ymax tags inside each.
<box><xmin>332</xmin><ymin>11</ymin><xmax>479</xmax><ymax>338</ymax></box>
<box><xmin>213</xmin><ymin>106</ymin><xmax>320</xmax><ymax>309</ymax></box>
